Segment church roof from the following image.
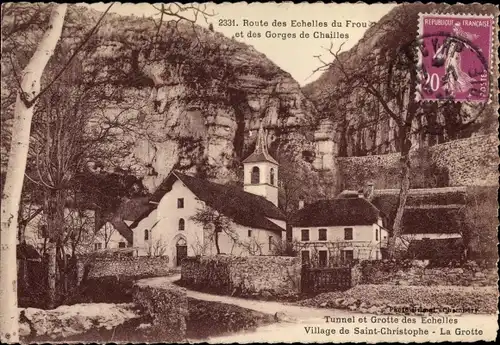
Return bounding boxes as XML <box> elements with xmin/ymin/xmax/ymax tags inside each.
<box><xmin>291</xmin><ymin>198</ymin><xmax>382</xmax><ymax>227</ymax></box>
<box><xmin>150</xmin><ymin>171</ymin><xmax>286</xmax><ymax>233</ymax></box>
<box><xmin>242</xmin><ymin>123</ymin><xmax>278</xmax><ymax>165</ymax></box>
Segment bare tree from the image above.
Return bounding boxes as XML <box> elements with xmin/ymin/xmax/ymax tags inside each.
<box><xmin>191</xmin><ymin>205</ymin><xmax>234</xmax><ymax>255</ymax></box>
<box><xmin>147</xmin><ymin>239</ymin><xmax>168</xmax><ymax>257</ymax></box>
<box><xmin>0</xmin><ymin>4</ymin><xmax>67</xmax><ymax>341</ymax></box>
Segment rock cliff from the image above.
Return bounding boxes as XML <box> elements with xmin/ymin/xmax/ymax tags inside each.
<box><xmin>303</xmin><ymin>3</ymin><xmax>498</xmax><ymax>158</ymax></box>
<box><xmin>81</xmin><ymin>7</ymin><xmax>318</xmax><ymax>191</ymax></box>
<box><xmin>2</xmin><ymin>4</ymin><xmax>318</xmax><ymax>192</ymax></box>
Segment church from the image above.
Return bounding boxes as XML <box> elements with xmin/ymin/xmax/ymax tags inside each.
<box><xmin>129</xmin><ymin>124</ymin><xmax>287</xmax><ymax>266</ymax></box>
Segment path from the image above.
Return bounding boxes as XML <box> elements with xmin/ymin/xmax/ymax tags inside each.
<box><xmin>135</xmin><ymin>275</ymin><xmax>498</xmax><ymax>343</ymax></box>
<box><xmin>137</xmin><ymin>274</ymin><xmax>348</xmax><ymax>321</ymax></box>
<box><xmin>136</xmin><ymin>275</ymin><xmax>363</xmax><ymax>343</ymax></box>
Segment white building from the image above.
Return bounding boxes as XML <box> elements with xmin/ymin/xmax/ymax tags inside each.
<box><xmin>21</xmin><ymin>206</ymin><xmax>99</xmax><ymax>255</ymax></box>
<box><xmin>291</xmin><ymin>195</ymin><xmax>389</xmax><ymax>266</ymax></box>
<box><xmin>130</xmin><ymin>124</ymin><xmax>287</xmax><ymax>266</ymax></box>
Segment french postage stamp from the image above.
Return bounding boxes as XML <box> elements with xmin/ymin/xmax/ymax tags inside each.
<box><xmin>1</xmin><ymin>2</ymin><xmax>499</xmax><ymax>344</ymax></box>
<box><xmin>417</xmin><ymin>13</ymin><xmax>494</xmax><ymax>102</ymax></box>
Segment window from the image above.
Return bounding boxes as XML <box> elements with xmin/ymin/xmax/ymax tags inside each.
<box><xmin>178</xmin><ymin>218</ymin><xmax>185</xmax><ymax>231</ymax></box>
<box><xmin>319</xmin><ymin>250</ymin><xmax>328</xmax><ymax>267</ymax></box>
<box><xmin>251</xmin><ymin>166</ymin><xmax>260</xmax><ymax>184</ymax></box>
<box><xmin>375</xmin><ymin>228</ymin><xmax>379</xmax><ymax>241</ymax></box>
<box><xmin>301</xmin><ymin>229</ymin><xmax>310</xmax><ymax>241</ymax></box>
<box><xmin>94</xmin><ymin>243</ymin><xmax>102</xmax><ymax>251</ymax></box>
<box><xmin>344</xmin><ymin>227</ymin><xmax>353</xmax><ymax>240</ymax></box>
<box><xmin>301</xmin><ymin>251</ymin><xmax>310</xmax><ymax>265</ymax></box>
<box><xmin>248</xmin><ymin>230</ymin><xmax>252</xmax><ymax>237</ymax></box>
<box><xmin>269</xmin><ymin>236</ymin><xmax>273</xmax><ymax>251</ymax></box>
<box><xmin>270</xmin><ymin>168</ymin><xmax>275</xmax><ymax>185</ymax></box>
<box><xmin>118</xmin><ymin>242</ymin><xmax>126</xmax><ymax>248</ymax></box>
<box><xmin>342</xmin><ymin>249</ymin><xmax>354</xmax><ymax>262</ymax></box>
<box><xmin>177</xmin><ymin>198</ymin><xmax>184</xmax><ymax>208</ymax></box>
<box><xmin>38</xmin><ymin>225</ymin><xmax>48</xmax><ymax>238</ymax></box>
<box><xmin>318</xmin><ymin>228</ymin><xmax>327</xmax><ymax>241</ymax></box>
<box><xmin>144</xmin><ymin>229</ymin><xmax>149</xmax><ymax>241</ymax></box>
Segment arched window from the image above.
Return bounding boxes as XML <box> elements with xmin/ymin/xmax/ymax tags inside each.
<box><xmin>144</xmin><ymin>229</ymin><xmax>149</xmax><ymax>241</ymax></box>
<box><xmin>179</xmin><ymin>218</ymin><xmax>185</xmax><ymax>231</ymax></box>
<box><xmin>251</xmin><ymin>166</ymin><xmax>260</xmax><ymax>184</ymax></box>
<box><xmin>270</xmin><ymin>168</ymin><xmax>275</xmax><ymax>185</ymax></box>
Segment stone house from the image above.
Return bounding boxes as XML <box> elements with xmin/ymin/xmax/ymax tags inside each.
<box><xmin>129</xmin><ymin>124</ymin><xmax>287</xmax><ymax>266</ymax></box>
<box><xmin>291</xmin><ymin>193</ymin><xmax>389</xmax><ymax>266</ymax></box>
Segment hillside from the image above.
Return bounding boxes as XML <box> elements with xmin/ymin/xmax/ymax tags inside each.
<box><xmin>303</xmin><ymin>3</ymin><xmax>498</xmax><ymax>157</ymax></box>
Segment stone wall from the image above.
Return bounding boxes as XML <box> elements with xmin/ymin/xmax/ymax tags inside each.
<box><xmin>337</xmin><ymin>134</ymin><xmax>498</xmax><ymax>190</ymax></box>
<box><xmin>430</xmin><ymin>134</ymin><xmax>498</xmax><ymax>186</ymax></box>
<box><xmin>133</xmin><ymin>280</ymin><xmax>187</xmax><ymax>342</ymax></box>
<box><xmin>358</xmin><ymin>260</ymin><xmax>497</xmax><ymax>287</ymax></box>
<box><xmin>181</xmin><ymin>255</ymin><xmax>301</xmax><ymax>299</ymax></box>
<box><xmin>86</xmin><ymin>256</ymin><xmax>172</xmax><ymax>279</ymax></box>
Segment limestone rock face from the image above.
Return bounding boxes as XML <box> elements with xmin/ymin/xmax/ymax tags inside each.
<box><xmin>303</xmin><ymin>3</ymin><xmax>497</xmax><ymax>158</ymax></box>
<box><xmin>77</xmin><ymin>7</ymin><xmax>317</xmax><ymax>190</ymax></box>
<box><xmin>1</xmin><ymin>5</ymin><xmax>318</xmax><ymax>192</ymax></box>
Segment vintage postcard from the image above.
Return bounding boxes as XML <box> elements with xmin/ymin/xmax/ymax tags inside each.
<box><xmin>0</xmin><ymin>2</ymin><xmax>498</xmax><ymax>344</ymax></box>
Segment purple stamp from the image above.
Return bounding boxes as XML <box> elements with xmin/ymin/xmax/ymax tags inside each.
<box><xmin>417</xmin><ymin>13</ymin><xmax>494</xmax><ymax>102</ymax></box>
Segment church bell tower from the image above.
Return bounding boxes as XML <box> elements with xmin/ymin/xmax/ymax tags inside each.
<box><xmin>242</xmin><ymin>123</ymin><xmax>279</xmax><ymax>206</ymax></box>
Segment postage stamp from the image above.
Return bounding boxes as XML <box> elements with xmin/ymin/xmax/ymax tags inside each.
<box><xmin>1</xmin><ymin>2</ymin><xmax>499</xmax><ymax>344</ymax></box>
<box><xmin>417</xmin><ymin>13</ymin><xmax>494</xmax><ymax>102</ymax></box>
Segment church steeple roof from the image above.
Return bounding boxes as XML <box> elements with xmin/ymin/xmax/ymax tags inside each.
<box><xmin>242</xmin><ymin>122</ymin><xmax>278</xmax><ymax>165</ymax></box>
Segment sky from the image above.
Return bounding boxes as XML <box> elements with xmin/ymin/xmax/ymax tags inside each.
<box><xmin>85</xmin><ymin>2</ymin><xmax>396</xmax><ymax>86</ymax></box>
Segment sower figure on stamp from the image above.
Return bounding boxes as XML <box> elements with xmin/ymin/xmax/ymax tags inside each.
<box><xmin>432</xmin><ymin>22</ymin><xmax>480</xmax><ymax>99</ymax></box>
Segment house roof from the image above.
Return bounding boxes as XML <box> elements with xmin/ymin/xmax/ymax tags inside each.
<box><xmin>369</xmin><ymin>187</ymin><xmax>467</xmax><ymax>235</ymax></box>
<box><xmin>291</xmin><ymin>197</ymin><xmax>381</xmax><ymax>227</ymax></box>
<box><xmin>17</xmin><ymin>243</ymin><xmax>41</xmax><ymax>261</ymax></box>
<box><xmin>109</xmin><ymin>218</ymin><xmax>134</xmax><ymax>244</ymax></box>
<box><xmin>117</xmin><ymin>196</ymin><xmax>154</xmax><ymax>222</ymax></box>
<box><xmin>151</xmin><ymin>171</ymin><xmax>286</xmax><ymax>233</ymax></box>
<box><xmin>242</xmin><ymin>123</ymin><xmax>278</xmax><ymax>165</ymax></box>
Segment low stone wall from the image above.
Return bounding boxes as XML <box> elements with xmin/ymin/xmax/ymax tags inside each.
<box><xmin>86</xmin><ymin>256</ymin><xmax>172</xmax><ymax>279</ymax></box>
<box><xmin>132</xmin><ymin>281</ymin><xmax>188</xmax><ymax>342</ymax></box>
<box><xmin>181</xmin><ymin>255</ymin><xmax>301</xmax><ymax>299</ymax></box>
<box><xmin>358</xmin><ymin>260</ymin><xmax>497</xmax><ymax>287</ymax></box>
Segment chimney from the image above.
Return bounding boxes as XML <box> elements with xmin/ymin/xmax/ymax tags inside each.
<box><xmin>298</xmin><ymin>198</ymin><xmax>305</xmax><ymax>210</ymax></box>
<box><xmin>364</xmin><ymin>181</ymin><xmax>374</xmax><ymax>201</ymax></box>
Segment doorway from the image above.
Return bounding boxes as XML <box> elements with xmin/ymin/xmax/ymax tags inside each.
<box><xmin>176</xmin><ymin>238</ymin><xmax>187</xmax><ymax>266</ymax></box>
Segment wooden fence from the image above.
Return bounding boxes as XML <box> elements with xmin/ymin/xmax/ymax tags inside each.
<box><xmin>301</xmin><ymin>265</ymin><xmax>352</xmax><ymax>294</ymax></box>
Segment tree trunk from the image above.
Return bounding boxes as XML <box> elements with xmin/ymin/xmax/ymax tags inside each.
<box><xmin>46</xmin><ymin>244</ymin><xmax>57</xmax><ymax>308</ymax></box>
<box><xmin>387</xmin><ymin>130</ymin><xmax>412</xmax><ymax>258</ymax></box>
<box><xmin>0</xmin><ymin>4</ymin><xmax>67</xmax><ymax>342</ymax></box>
<box><xmin>214</xmin><ymin>230</ymin><xmax>221</xmax><ymax>254</ymax></box>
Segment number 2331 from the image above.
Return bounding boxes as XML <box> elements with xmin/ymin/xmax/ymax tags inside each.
<box><xmin>218</xmin><ymin>19</ymin><xmax>237</xmax><ymax>26</ymax></box>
